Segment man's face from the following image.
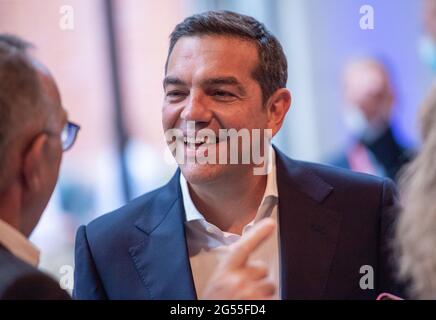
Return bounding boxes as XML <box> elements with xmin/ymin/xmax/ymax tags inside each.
<box><xmin>162</xmin><ymin>35</ymin><xmax>269</xmax><ymax>185</ymax></box>
<box><xmin>344</xmin><ymin>62</ymin><xmax>393</xmax><ymax>124</ymax></box>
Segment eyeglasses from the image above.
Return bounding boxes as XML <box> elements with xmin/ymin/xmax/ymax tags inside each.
<box><xmin>61</xmin><ymin>121</ymin><xmax>80</xmax><ymax>151</ymax></box>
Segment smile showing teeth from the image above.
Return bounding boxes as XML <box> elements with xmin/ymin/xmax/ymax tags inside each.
<box><xmin>183</xmin><ymin>136</ymin><xmax>213</xmax><ymax>144</ymax></box>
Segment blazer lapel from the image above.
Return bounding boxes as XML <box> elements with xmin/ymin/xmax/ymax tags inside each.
<box><xmin>275</xmin><ymin>149</ymin><xmax>343</xmax><ymax>299</ymax></box>
<box><xmin>126</xmin><ymin>149</ymin><xmax>342</xmax><ymax>300</ymax></box>
<box><xmin>129</xmin><ymin>171</ymin><xmax>197</xmax><ymax>300</ymax></box>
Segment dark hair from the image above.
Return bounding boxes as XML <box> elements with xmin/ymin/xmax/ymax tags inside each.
<box><xmin>0</xmin><ymin>34</ymin><xmax>44</xmax><ymax>191</ymax></box>
<box><xmin>166</xmin><ymin>10</ymin><xmax>288</xmax><ymax>103</ymax></box>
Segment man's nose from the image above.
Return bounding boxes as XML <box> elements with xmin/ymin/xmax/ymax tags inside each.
<box><xmin>180</xmin><ymin>92</ymin><xmax>212</xmax><ymax>123</ymax></box>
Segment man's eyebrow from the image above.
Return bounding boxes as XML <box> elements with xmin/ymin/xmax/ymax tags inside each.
<box><xmin>202</xmin><ymin>77</ymin><xmax>246</xmax><ymax>95</ymax></box>
<box><xmin>163</xmin><ymin>76</ymin><xmax>187</xmax><ymax>88</ymax></box>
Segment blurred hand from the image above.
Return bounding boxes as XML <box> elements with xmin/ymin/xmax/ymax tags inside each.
<box><xmin>202</xmin><ymin>218</ymin><xmax>276</xmax><ymax>300</ymax></box>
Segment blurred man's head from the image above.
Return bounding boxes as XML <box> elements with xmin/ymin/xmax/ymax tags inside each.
<box><xmin>162</xmin><ymin>11</ymin><xmax>291</xmax><ymax>185</ymax></box>
<box><xmin>342</xmin><ymin>58</ymin><xmax>394</xmax><ymax>139</ymax></box>
<box><xmin>0</xmin><ymin>34</ymin><xmax>67</xmax><ymax>236</ymax></box>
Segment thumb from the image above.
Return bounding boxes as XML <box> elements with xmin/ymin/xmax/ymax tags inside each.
<box><xmin>225</xmin><ymin>218</ymin><xmax>276</xmax><ymax>269</ymax></box>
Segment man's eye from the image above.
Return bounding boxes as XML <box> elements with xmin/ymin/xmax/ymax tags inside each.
<box><xmin>166</xmin><ymin>91</ymin><xmax>184</xmax><ymax>97</ymax></box>
<box><xmin>212</xmin><ymin>90</ymin><xmax>235</xmax><ymax>98</ymax></box>
<box><xmin>166</xmin><ymin>91</ymin><xmax>187</xmax><ymax>101</ymax></box>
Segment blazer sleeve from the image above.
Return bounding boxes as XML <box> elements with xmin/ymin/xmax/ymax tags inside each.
<box><xmin>73</xmin><ymin>225</ymin><xmax>108</xmax><ymax>300</ymax></box>
<box><xmin>378</xmin><ymin>178</ymin><xmax>405</xmax><ymax>297</ymax></box>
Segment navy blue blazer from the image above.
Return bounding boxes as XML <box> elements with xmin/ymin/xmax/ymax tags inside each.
<box><xmin>73</xmin><ymin>148</ymin><xmax>401</xmax><ymax>300</ymax></box>
<box><xmin>0</xmin><ymin>245</ymin><xmax>70</xmax><ymax>300</ymax></box>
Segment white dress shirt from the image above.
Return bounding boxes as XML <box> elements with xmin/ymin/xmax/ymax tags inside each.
<box><xmin>180</xmin><ymin>149</ymin><xmax>281</xmax><ymax>299</ymax></box>
<box><xmin>0</xmin><ymin>218</ymin><xmax>40</xmax><ymax>267</ymax></box>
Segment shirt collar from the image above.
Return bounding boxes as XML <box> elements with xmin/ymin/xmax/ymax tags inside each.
<box><xmin>261</xmin><ymin>147</ymin><xmax>278</xmax><ymax>200</ymax></box>
<box><xmin>180</xmin><ymin>148</ymin><xmax>278</xmax><ymax>224</ymax></box>
<box><xmin>180</xmin><ymin>171</ymin><xmax>205</xmax><ymax>223</ymax></box>
<box><xmin>0</xmin><ymin>219</ymin><xmax>40</xmax><ymax>267</ymax></box>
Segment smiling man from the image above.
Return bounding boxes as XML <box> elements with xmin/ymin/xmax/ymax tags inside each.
<box><xmin>74</xmin><ymin>11</ymin><xmax>402</xmax><ymax>300</ymax></box>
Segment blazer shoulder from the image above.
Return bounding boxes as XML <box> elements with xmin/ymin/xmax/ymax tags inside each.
<box><xmin>295</xmin><ymin>159</ymin><xmax>390</xmax><ymax>190</ymax></box>
<box><xmin>83</xmin><ymin>173</ymin><xmax>181</xmax><ymax>248</ymax></box>
<box><xmin>0</xmin><ymin>249</ymin><xmax>69</xmax><ymax>300</ymax></box>
<box><xmin>290</xmin><ymin>159</ymin><xmax>397</xmax><ymax>213</ymax></box>
<box><xmin>87</xmin><ymin>186</ymin><xmax>163</xmax><ymax>231</ymax></box>
<box><xmin>0</xmin><ymin>248</ymin><xmax>38</xmax><ymax>281</ymax></box>
<box><xmin>275</xmin><ymin>147</ymin><xmax>389</xmax><ymax>190</ymax></box>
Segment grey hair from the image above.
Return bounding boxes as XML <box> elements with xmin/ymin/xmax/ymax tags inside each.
<box><xmin>396</xmin><ymin>84</ymin><xmax>436</xmax><ymax>299</ymax></box>
<box><xmin>0</xmin><ymin>34</ymin><xmax>47</xmax><ymax>192</ymax></box>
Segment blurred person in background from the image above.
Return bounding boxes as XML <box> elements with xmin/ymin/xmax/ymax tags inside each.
<box><xmin>396</xmin><ymin>85</ymin><xmax>436</xmax><ymax>299</ymax></box>
<box><xmin>332</xmin><ymin>58</ymin><xmax>413</xmax><ymax>181</ymax></box>
<box><xmin>0</xmin><ymin>34</ymin><xmax>78</xmax><ymax>299</ymax></box>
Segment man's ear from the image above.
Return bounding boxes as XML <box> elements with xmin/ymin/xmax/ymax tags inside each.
<box><xmin>22</xmin><ymin>134</ymin><xmax>49</xmax><ymax>192</ymax></box>
<box><xmin>266</xmin><ymin>88</ymin><xmax>292</xmax><ymax>136</ymax></box>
